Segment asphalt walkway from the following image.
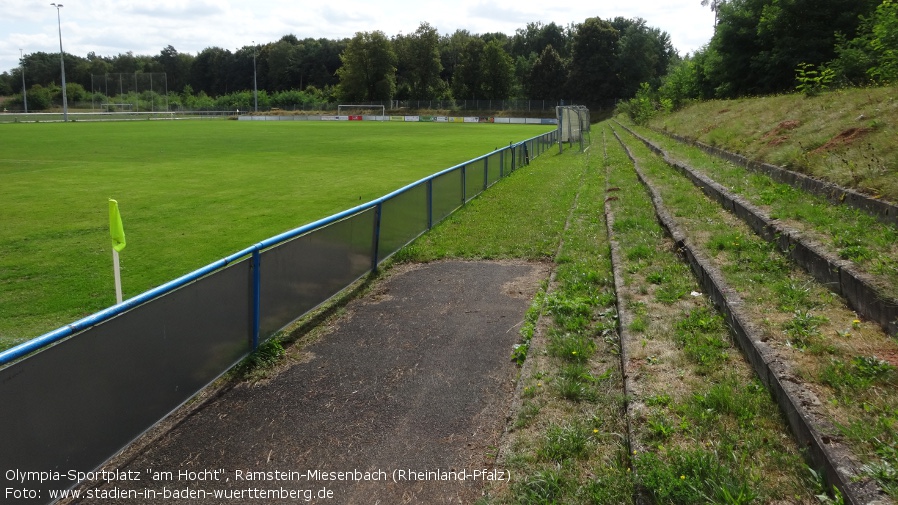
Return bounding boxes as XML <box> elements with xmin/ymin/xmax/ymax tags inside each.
<box><xmin>73</xmin><ymin>260</ymin><xmax>548</xmax><ymax>505</ymax></box>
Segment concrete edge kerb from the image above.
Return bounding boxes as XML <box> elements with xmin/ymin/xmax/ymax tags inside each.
<box><xmin>604</xmin><ymin>199</ymin><xmax>657</xmax><ymax>505</ymax></box>
<box><xmin>610</xmin><ymin>126</ymin><xmax>883</xmax><ymax>504</ymax></box>
<box><xmin>616</xmin><ymin>121</ymin><xmax>898</xmax><ymax>339</ymax></box>
<box><xmin>656</xmin><ymin>129</ymin><xmax>898</xmax><ymax>229</ymax></box>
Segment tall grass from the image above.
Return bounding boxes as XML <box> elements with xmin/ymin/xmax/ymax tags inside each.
<box><xmin>648</xmin><ymin>86</ymin><xmax>898</xmax><ymax>200</ymax></box>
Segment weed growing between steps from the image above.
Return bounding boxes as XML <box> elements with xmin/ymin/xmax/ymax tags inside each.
<box><xmin>604</xmin><ymin>125</ymin><xmax>815</xmax><ymax>502</ymax></box>
<box><xmin>617</xmin><ymin>124</ymin><xmax>898</xmax><ymax>498</ymax></box>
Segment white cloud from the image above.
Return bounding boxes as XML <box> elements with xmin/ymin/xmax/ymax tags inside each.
<box><xmin>0</xmin><ymin>0</ymin><xmax>715</xmax><ymax>74</ymax></box>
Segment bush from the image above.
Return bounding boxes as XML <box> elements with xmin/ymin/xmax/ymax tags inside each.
<box><xmin>830</xmin><ymin>0</ymin><xmax>898</xmax><ymax>85</ymax></box>
<box><xmin>795</xmin><ymin>63</ymin><xmax>835</xmax><ymax>97</ymax></box>
<box><xmin>25</xmin><ymin>84</ymin><xmax>52</xmax><ymax>110</ymax></box>
<box><xmin>618</xmin><ymin>82</ymin><xmax>668</xmax><ymax>125</ymax></box>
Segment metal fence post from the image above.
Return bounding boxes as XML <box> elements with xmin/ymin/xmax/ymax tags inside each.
<box><xmin>426</xmin><ymin>179</ymin><xmax>433</xmax><ymax>229</ymax></box>
<box><xmin>461</xmin><ymin>164</ymin><xmax>467</xmax><ymax>203</ymax></box>
<box><xmin>497</xmin><ymin>148</ymin><xmax>503</xmax><ymax>173</ymax></box>
<box><xmin>251</xmin><ymin>249</ymin><xmax>261</xmax><ymax>350</ymax></box>
<box><xmin>372</xmin><ymin>202</ymin><xmax>383</xmax><ymax>271</ymax></box>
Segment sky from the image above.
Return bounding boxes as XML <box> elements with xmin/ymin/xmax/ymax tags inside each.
<box><xmin>0</xmin><ymin>0</ymin><xmax>716</xmax><ymax>76</ymax></box>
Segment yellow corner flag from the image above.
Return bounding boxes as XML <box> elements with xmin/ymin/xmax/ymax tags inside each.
<box><xmin>109</xmin><ymin>199</ymin><xmax>126</xmax><ymax>252</ymax></box>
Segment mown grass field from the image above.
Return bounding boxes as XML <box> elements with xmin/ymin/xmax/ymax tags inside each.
<box><xmin>0</xmin><ymin>120</ymin><xmax>552</xmax><ymax>349</ymax></box>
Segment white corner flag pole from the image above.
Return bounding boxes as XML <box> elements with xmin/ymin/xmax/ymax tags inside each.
<box><xmin>112</xmin><ymin>248</ymin><xmax>123</xmax><ymax>304</ymax></box>
<box><xmin>109</xmin><ymin>199</ymin><xmax>127</xmax><ymax>304</ymax></box>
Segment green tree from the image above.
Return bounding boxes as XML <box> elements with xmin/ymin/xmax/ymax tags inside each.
<box><xmin>753</xmin><ymin>0</ymin><xmax>878</xmax><ymax>93</ymax></box>
<box><xmin>396</xmin><ymin>22</ymin><xmax>445</xmax><ymax>99</ymax></box>
<box><xmin>451</xmin><ymin>36</ymin><xmax>485</xmax><ymax>99</ymax></box>
<box><xmin>155</xmin><ymin>45</ymin><xmax>191</xmax><ymax>92</ymax></box>
<box><xmin>79</xmin><ymin>53</ymin><xmax>113</xmax><ymax>94</ymax></box>
<box><xmin>567</xmin><ymin>17</ymin><xmax>620</xmax><ymax>107</ymax></box>
<box><xmin>704</xmin><ymin>0</ymin><xmax>878</xmax><ymax>97</ymax></box>
<box><xmin>190</xmin><ymin>47</ymin><xmax>235</xmax><ymax>96</ymax></box>
<box><xmin>267</xmin><ymin>38</ymin><xmax>300</xmax><ymax>91</ymax></box>
<box><xmin>292</xmin><ymin>38</ymin><xmax>346</xmax><ymax>90</ymax></box>
<box><xmin>336</xmin><ymin>31</ymin><xmax>397</xmax><ymax>102</ymax></box>
<box><xmin>612</xmin><ymin>17</ymin><xmax>676</xmax><ymax>98</ymax></box>
<box><xmin>64</xmin><ymin>82</ymin><xmax>89</xmax><ymax>103</ymax></box>
<box><xmin>480</xmin><ymin>39</ymin><xmax>515</xmax><ymax>99</ymax></box>
<box><xmin>25</xmin><ymin>84</ymin><xmax>52</xmax><ymax>110</ymax></box>
<box><xmin>0</xmin><ymin>72</ymin><xmax>12</xmax><ymax>96</ymax></box>
<box><xmin>831</xmin><ymin>0</ymin><xmax>898</xmax><ymax>84</ymax></box>
<box><xmin>527</xmin><ymin>45</ymin><xmax>568</xmax><ymax>100</ymax></box>
<box><xmin>511</xmin><ymin>21</ymin><xmax>571</xmax><ymax>60</ymax></box>
<box><xmin>868</xmin><ymin>0</ymin><xmax>898</xmax><ymax>81</ymax></box>
<box><xmin>705</xmin><ymin>0</ymin><xmax>767</xmax><ymax>97</ymax></box>
<box><xmin>20</xmin><ymin>52</ymin><xmax>67</xmax><ymax>90</ymax></box>
<box><xmin>658</xmin><ymin>57</ymin><xmax>700</xmax><ymax>109</ymax></box>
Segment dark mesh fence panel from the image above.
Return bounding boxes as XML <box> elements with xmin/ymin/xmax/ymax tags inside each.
<box><xmin>465</xmin><ymin>161</ymin><xmax>486</xmax><ymax>202</ymax></box>
<box><xmin>377</xmin><ymin>184</ymin><xmax>428</xmax><ymax>260</ymax></box>
<box><xmin>432</xmin><ymin>168</ymin><xmax>464</xmax><ymax>223</ymax></box>
<box><xmin>487</xmin><ymin>153</ymin><xmax>502</xmax><ymax>186</ymax></box>
<box><xmin>0</xmin><ymin>260</ymin><xmax>252</xmax><ymax>503</ymax></box>
<box><xmin>259</xmin><ymin>209</ymin><xmax>376</xmax><ymax>337</ymax></box>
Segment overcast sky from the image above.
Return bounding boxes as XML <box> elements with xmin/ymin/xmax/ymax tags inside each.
<box><xmin>1</xmin><ymin>0</ymin><xmax>715</xmax><ymax>77</ymax></box>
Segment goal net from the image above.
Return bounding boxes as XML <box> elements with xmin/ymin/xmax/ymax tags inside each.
<box><xmin>91</xmin><ymin>73</ymin><xmax>169</xmax><ymax>113</ymax></box>
<box><xmin>337</xmin><ymin>104</ymin><xmax>386</xmax><ymax>121</ymax></box>
<box><xmin>556</xmin><ymin>105</ymin><xmax>591</xmax><ymax>153</ymax></box>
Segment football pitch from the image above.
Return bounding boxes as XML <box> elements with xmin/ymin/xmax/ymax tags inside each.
<box><xmin>0</xmin><ymin>119</ymin><xmax>554</xmax><ymax>349</ymax></box>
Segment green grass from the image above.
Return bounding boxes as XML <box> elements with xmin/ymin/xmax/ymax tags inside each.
<box><xmin>604</xmin><ymin>124</ymin><xmax>815</xmax><ymax>501</ymax></box>
<box><xmin>623</xmin><ymin>120</ymin><xmax>898</xmax><ymax>301</ymax></box>
<box><xmin>410</xmin><ymin>137</ymin><xmax>631</xmax><ymax>504</ymax></box>
<box><xmin>648</xmin><ymin>86</ymin><xmax>898</xmax><ymax>200</ymax></box>
<box><xmin>0</xmin><ymin>120</ymin><xmax>552</xmax><ymax>349</ymax></box>
<box><xmin>615</xmin><ymin>121</ymin><xmax>898</xmax><ymax>500</ymax></box>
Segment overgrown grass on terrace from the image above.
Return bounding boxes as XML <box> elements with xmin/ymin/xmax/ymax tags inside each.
<box><xmin>0</xmin><ymin>120</ymin><xmax>552</xmax><ymax>349</ymax></box>
<box><xmin>617</xmin><ymin>124</ymin><xmax>898</xmax><ymax>498</ymax></box>
<box><xmin>620</xmin><ymin>120</ymin><xmax>898</xmax><ymax>302</ymax></box>
<box><xmin>648</xmin><ymin>86</ymin><xmax>898</xmax><ymax>201</ymax></box>
<box><xmin>604</xmin><ymin>124</ymin><xmax>815</xmax><ymax>502</ymax></box>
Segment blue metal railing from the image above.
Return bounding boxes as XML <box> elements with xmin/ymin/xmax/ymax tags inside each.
<box><xmin>0</xmin><ymin>127</ymin><xmax>558</xmax><ymax>505</ymax></box>
<box><xmin>0</xmin><ymin>130</ymin><xmax>555</xmax><ymax>366</ymax></box>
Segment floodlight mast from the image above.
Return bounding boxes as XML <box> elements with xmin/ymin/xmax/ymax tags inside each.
<box><xmin>20</xmin><ymin>49</ymin><xmax>27</xmax><ymax>113</ymax></box>
<box><xmin>51</xmin><ymin>3</ymin><xmax>68</xmax><ymax>122</ymax></box>
<box><xmin>252</xmin><ymin>41</ymin><xmax>258</xmax><ymax>113</ymax></box>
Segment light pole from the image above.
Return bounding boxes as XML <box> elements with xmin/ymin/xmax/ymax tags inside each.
<box><xmin>20</xmin><ymin>49</ymin><xmax>27</xmax><ymax>113</ymax></box>
<box><xmin>50</xmin><ymin>3</ymin><xmax>68</xmax><ymax>122</ymax></box>
<box><xmin>252</xmin><ymin>41</ymin><xmax>258</xmax><ymax>113</ymax></box>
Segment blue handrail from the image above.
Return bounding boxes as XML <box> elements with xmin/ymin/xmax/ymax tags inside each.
<box><xmin>0</xmin><ymin>134</ymin><xmax>551</xmax><ymax>366</ymax></box>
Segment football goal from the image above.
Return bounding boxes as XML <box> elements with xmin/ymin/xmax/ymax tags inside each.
<box><xmin>556</xmin><ymin>105</ymin><xmax>591</xmax><ymax>153</ymax></box>
<box><xmin>337</xmin><ymin>104</ymin><xmax>386</xmax><ymax>121</ymax></box>
<box><xmin>91</xmin><ymin>72</ymin><xmax>169</xmax><ymax>113</ymax></box>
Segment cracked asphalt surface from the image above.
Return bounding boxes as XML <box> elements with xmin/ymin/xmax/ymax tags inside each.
<box><xmin>72</xmin><ymin>260</ymin><xmax>548</xmax><ymax>505</ymax></box>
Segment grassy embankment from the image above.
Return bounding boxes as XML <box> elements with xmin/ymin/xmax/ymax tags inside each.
<box><xmin>649</xmin><ymin>86</ymin><xmax>898</xmax><ymax>201</ymax></box>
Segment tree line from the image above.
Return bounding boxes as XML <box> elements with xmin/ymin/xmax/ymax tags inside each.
<box><xmin>0</xmin><ymin>17</ymin><xmax>675</xmax><ymax>112</ymax></box>
<box><xmin>622</xmin><ymin>0</ymin><xmax>897</xmax><ymax>123</ymax></box>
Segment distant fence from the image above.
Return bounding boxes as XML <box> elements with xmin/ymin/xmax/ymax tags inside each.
<box><xmin>238</xmin><ymin>114</ymin><xmax>557</xmax><ymax>124</ymax></box>
<box><xmin>0</xmin><ymin>110</ymin><xmax>237</xmax><ymax>123</ymax></box>
<box><xmin>0</xmin><ymin>129</ymin><xmax>557</xmax><ymax>505</ymax></box>
<box><xmin>0</xmin><ymin>99</ymin><xmax>566</xmax><ymax>119</ymax></box>
<box><xmin>0</xmin><ymin>111</ymin><xmax>561</xmax><ymax>124</ymax></box>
